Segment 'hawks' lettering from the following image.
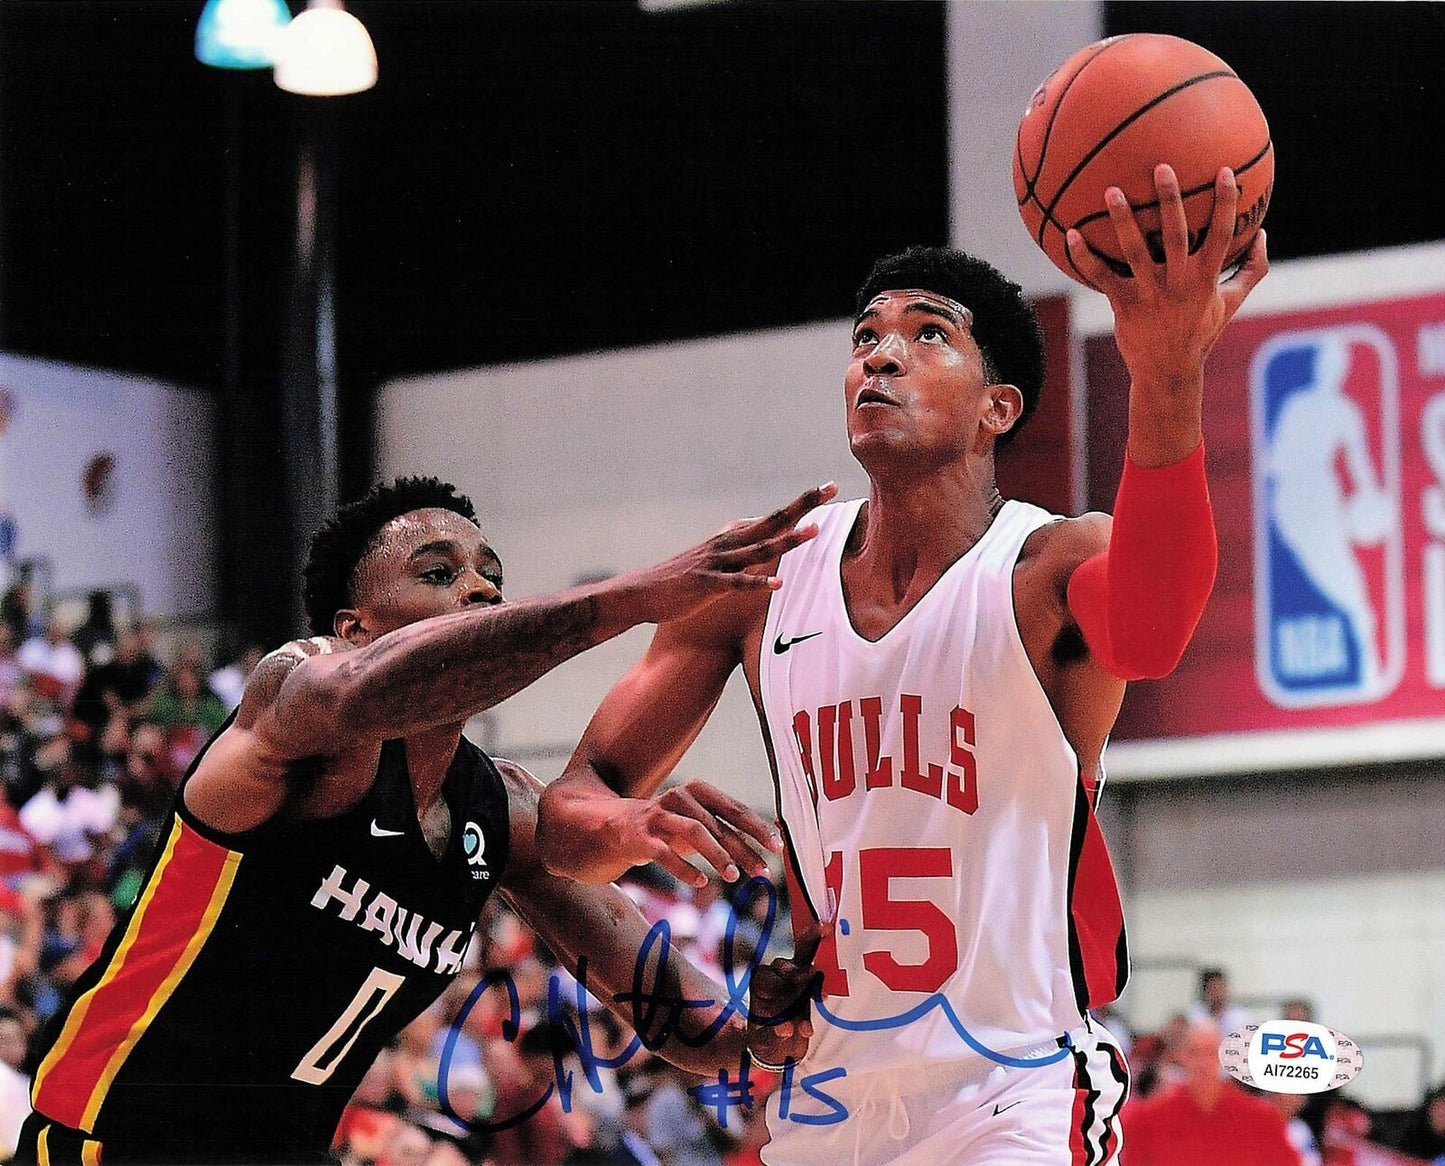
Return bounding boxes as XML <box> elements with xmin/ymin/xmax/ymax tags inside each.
<box><xmin>311</xmin><ymin>864</ymin><xmax>472</xmax><ymax>974</ymax></box>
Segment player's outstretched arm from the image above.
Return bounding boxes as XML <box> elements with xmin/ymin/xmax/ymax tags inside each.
<box><xmin>497</xmin><ymin>761</ymin><xmax>812</xmax><ymax>1076</ymax></box>
<box><xmin>248</xmin><ymin>484</ymin><xmax>833</xmax><ymax>762</ymax></box>
<box><xmin>1062</xmin><ymin>165</ymin><xmax>1267</xmax><ymax>680</ymax></box>
<box><xmin>184</xmin><ymin>487</ymin><xmax>830</xmax><ymax>834</ymax></box>
<box><xmin>535</xmin><ymin>604</ymin><xmax>781</xmax><ymax>889</ymax></box>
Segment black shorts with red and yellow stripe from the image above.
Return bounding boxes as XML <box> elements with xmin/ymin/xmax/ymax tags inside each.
<box><xmin>14</xmin><ymin>1108</ymin><xmax>336</xmax><ymax>1165</ymax></box>
<box><xmin>14</xmin><ymin>1112</ymin><xmax>103</xmax><ymax>1166</ymax></box>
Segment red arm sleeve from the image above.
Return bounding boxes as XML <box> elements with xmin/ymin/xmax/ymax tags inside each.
<box><xmin>1066</xmin><ymin>441</ymin><xmax>1218</xmax><ymax>681</ymax></box>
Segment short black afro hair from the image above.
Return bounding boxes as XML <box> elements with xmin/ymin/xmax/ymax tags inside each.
<box><xmin>855</xmin><ymin>246</ymin><xmax>1046</xmax><ymax>448</ymax></box>
<box><xmin>303</xmin><ymin>476</ymin><xmax>478</xmax><ymax>636</ymax></box>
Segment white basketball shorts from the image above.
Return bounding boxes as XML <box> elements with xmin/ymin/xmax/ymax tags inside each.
<box><xmin>760</xmin><ymin>1019</ymin><xmax>1129</xmax><ymax>1166</ymax></box>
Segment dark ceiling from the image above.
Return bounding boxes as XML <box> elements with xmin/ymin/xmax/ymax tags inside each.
<box><xmin>0</xmin><ymin>0</ymin><xmax>950</xmax><ymax>394</ymax></box>
<box><xmin>2</xmin><ymin>2</ymin><xmax>1440</xmax><ymax>397</ymax></box>
<box><xmin>1</xmin><ymin>0</ymin><xmax>1439</xmax><ymax>641</ymax></box>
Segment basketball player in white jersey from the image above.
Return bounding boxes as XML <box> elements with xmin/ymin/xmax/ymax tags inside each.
<box><xmin>537</xmin><ymin>167</ymin><xmax>1269</xmax><ymax>1164</ymax></box>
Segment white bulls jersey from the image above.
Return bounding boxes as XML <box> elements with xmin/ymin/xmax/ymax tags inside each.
<box><xmin>759</xmin><ymin>499</ymin><xmax>1128</xmax><ymax>1081</ymax></box>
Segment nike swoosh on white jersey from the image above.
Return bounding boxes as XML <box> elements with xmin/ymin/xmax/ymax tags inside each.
<box><xmin>370</xmin><ymin>821</ymin><xmax>406</xmax><ymax>837</ymax></box>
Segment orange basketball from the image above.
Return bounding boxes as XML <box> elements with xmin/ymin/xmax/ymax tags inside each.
<box><xmin>1014</xmin><ymin>33</ymin><xmax>1273</xmax><ymax>284</ymax></box>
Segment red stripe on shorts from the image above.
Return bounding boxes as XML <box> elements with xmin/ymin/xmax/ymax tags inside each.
<box><xmin>32</xmin><ymin>818</ymin><xmax>238</xmax><ymax>1131</ymax></box>
<box><xmin>1069</xmin><ymin>1052</ymin><xmax>1091</xmax><ymax>1166</ymax></box>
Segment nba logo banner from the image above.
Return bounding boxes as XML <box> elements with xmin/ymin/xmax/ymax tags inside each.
<box><xmin>1250</xmin><ymin>327</ymin><xmax>1405</xmax><ymax>707</ymax></box>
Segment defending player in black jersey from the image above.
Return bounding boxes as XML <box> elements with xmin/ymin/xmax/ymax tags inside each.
<box><xmin>18</xmin><ymin>476</ymin><xmax>830</xmax><ymax>1165</ymax></box>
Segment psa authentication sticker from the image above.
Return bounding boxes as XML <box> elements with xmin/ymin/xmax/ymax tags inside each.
<box><xmin>1220</xmin><ymin>1021</ymin><xmax>1364</xmax><ymax>1094</ymax></box>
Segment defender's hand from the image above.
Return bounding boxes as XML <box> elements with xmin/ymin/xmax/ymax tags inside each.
<box><xmin>1067</xmin><ymin>165</ymin><xmax>1269</xmax><ymax>393</ymax></box>
<box><xmin>623</xmin><ymin>484</ymin><xmax>837</xmax><ymax>625</ymax></box>
<box><xmin>596</xmin><ymin>779</ymin><xmax>783</xmax><ymax>888</ymax></box>
<box><xmin>748</xmin><ymin>913</ymin><xmax>832</xmax><ymax>1070</ymax></box>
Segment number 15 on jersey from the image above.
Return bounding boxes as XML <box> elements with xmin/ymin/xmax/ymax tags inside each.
<box><xmin>815</xmin><ymin>846</ymin><xmax>959</xmax><ymax>998</ymax></box>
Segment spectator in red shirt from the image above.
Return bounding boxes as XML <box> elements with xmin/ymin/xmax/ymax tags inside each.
<box><xmin>1124</xmin><ymin>1019</ymin><xmax>1302</xmax><ymax>1165</ymax></box>
<box><xmin>332</xmin><ymin>1046</ymin><xmax>403</xmax><ymax>1163</ymax></box>
<box><xmin>0</xmin><ymin>799</ymin><xmax>60</xmax><ymax>889</ymax></box>
<box><xmin>0</xmin><ymin>884</ymin><xmax>43</xmax><ymax>1013</ymax></box>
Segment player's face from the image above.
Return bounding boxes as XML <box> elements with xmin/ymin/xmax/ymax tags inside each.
<box><xmin>845</xmin><ymin>289</ymin><xmax>1009</xmax><ymax>469</ymax></box>
<box><xmin>345</xmin><ymin>508</ymin><xmax>505</xmax><ymax>642</ymax></box>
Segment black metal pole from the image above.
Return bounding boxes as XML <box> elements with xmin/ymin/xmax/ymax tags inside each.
<box><xmin>281</xmin><ymin>98</ymin><xmax>340</xmax><ymax>637</ymax></box>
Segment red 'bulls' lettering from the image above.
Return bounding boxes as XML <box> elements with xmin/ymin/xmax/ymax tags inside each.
<box><xmin>859</xmin><ymin>696</ymin><xmax>891</xmax><ymax>789</ymax></box>
<box><xmin>794</xmin><ymin>695</ymin><xmax>979</xmax><ymax>815</ymax></box>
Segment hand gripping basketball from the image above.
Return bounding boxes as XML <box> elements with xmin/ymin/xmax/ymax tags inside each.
<box><xmin>1015</xmin><ymin>33</ymin><xmax>1272</xmax><ymax>284</ymax></box>
<box><xmin>747</xmin><ymin>912</ymin><xmax>833</xmax><ymax>1072</ymax></box>
<box><xmin>1066</xmin><ymin>164</ymin><xmax>1269</xmax><ymax>390</ymax></box>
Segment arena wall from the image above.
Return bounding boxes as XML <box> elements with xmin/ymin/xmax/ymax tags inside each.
<box><xmin>0</xmin><ymin>352</ymin><xmax>217</xmax><ymax>620</ymax></box>
<box><xmin>946</xmin><ymin>0</ymin><xmax>1103</xmax><ymax>297</ymax></box>
<box><xmin>377</xmin><ymin>317</ymin><xmax>863</xmax><ymax>807</ymax></box>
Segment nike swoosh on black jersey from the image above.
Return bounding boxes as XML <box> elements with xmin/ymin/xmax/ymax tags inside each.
<box><xmin>370</xmin><ymin>821</ymin><xmax>406</xmax><ymax>837</ymax></box>
<box><xmin>773</xmin><ymin>631</ymin><xmax>823</xmax><ymax>654</ymax></box>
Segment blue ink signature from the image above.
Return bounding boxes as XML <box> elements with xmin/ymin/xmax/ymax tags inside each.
<box><xmin>438</xmin><ymin>875</ymin><xmax>1071</xmax><ymax>1134</ymax></box>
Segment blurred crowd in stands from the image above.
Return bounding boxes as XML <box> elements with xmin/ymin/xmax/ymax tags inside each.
<box><xmin>1117</xmin><ymin>969</ymin><xmax>1445</xmax><ymax>1166</ymax></box>
<box><xmin>0</xmin><ymin>576</ymin><xmax>1443</xmax><ymax>1165</ymax></box>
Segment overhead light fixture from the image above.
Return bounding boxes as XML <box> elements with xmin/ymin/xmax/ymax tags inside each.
<box><xmin>638</xmin><ymin>0</ymin><xmax>736</xmax><ymax>10</ymax></box>
<box><xmin>273</xmin><ymin>0</ymin><xmax>377</xmax><ymax>97</ymax></box>
<box><xmin>195</xmin><ymin>0</ymin><xmax>292</xmax><ymax>69</ymax></box>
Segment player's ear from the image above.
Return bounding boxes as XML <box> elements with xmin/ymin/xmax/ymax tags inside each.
<box><xmin>333</xmin><ymin>608</ymin><xmax>369</xmax><ymax>646</ymax></box>
<box><xmin>981</xmin><ymin>383</ymin><xmax>1024</xmax><ymax>440</ymax></box>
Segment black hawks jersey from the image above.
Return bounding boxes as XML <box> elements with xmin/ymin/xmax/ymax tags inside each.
<box><xmin>29</xmin><ymin>729</ymin><xmax>510</xmax><ymax>1163</ymax></box>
